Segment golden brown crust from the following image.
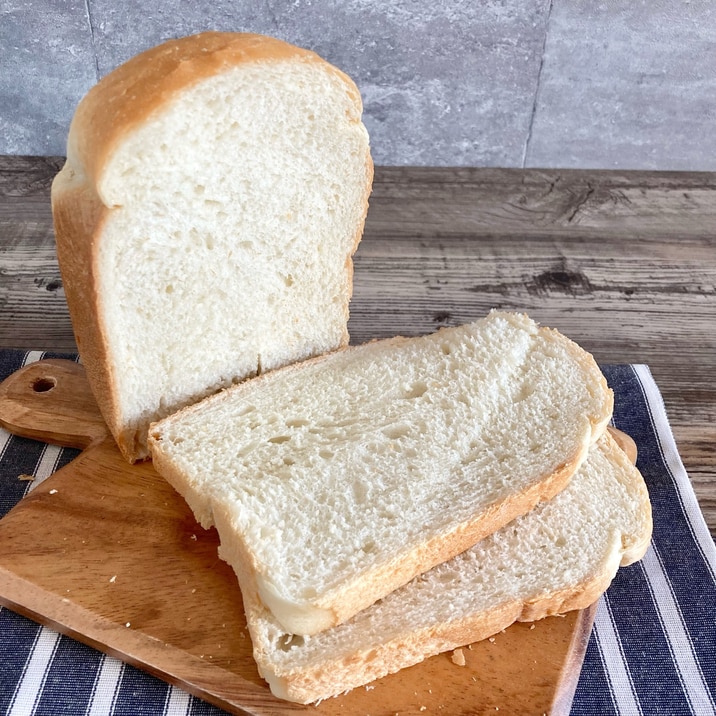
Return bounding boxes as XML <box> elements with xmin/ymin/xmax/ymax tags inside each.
<box><xmin>249</xmin><ymin>567</ymin><xmax>612</xmax><ymax>704</ymax></box>
<box><xmin>599</xmin><ymin>430</ymin><xmax>653</xmax><ymax>565</ymax></box>
<box><xmin>52</xmin><ymin>31</ymin><xmax>372</xmax><ymax>462</ymax></box>
<box><xmin>50</xmin><ymin>167</ymin><xmax>131</xmax><ymax>458</ymax></box>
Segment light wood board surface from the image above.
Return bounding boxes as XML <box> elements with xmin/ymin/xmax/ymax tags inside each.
<box><xmin>1</xmin><ymin>157</ymin><xmax>713</xmax><ymax>538</ymax></box>
<box><xmin>0</xmin><ymin>359</ymin><xmax>596</xmax><ymax>715</ymax></box>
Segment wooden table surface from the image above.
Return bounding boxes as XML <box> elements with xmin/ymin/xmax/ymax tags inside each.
<box><xmin>1</xmin><ymin>155</ymin><xmax>715</xmax><ymax>539</ymax></box>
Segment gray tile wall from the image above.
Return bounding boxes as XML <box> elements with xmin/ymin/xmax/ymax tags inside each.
<box><xmin>2</xmin><ymin>0</ymin><xmax>715</xmax><ymax>169</ymax></box>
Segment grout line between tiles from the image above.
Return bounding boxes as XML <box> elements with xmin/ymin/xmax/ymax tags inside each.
<box><xmin>522</xmin><ymin>0</ymin><xmax>555</xmax><ymax>168</ymax></box>
<box><xmin>83</xmin><ymin>0</ymin><xmax>101</xmax><ymax>81</ymax></box>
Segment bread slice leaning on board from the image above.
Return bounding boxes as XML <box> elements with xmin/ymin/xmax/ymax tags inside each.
<box><xmin>149</xmin><ymin>311</ymin><xmax>614</xmax><ymax>636</ymax></box>
<box><xmin>51</xmin><ymin>31</ymin><xmax>373</xmax><ymax>462</ymax></box>
<box><xmin>247</xmin><ymin>430</ymin><xmax>652</xmax><ymax>704</ymax></box>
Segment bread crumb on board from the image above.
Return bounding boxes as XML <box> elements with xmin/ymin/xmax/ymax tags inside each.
<box><xmin>451</xmin><ymin>648</ymin><xmax>466</xmax><ymax>666</ymax></box>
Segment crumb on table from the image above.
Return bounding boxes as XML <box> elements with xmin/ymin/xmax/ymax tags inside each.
<box><xmin>451</xmin><ymin>648</ymin><xmax>466</xmax><ymax>666</ymax></box>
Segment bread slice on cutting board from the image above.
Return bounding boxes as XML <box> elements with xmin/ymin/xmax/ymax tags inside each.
<box><xmin>149</xmin><ymin>311</ymin><xmax>614</xmax><ymax>636</ymax></box>
<box><xmin>245</xmin><ymin>430</ymin><xmax>652</xmax><ymax>703</ymax></box>
<box><xmin>51</xmin><ymin>32</ymin><xmax>373</xmax><ymax>462</ymax></box>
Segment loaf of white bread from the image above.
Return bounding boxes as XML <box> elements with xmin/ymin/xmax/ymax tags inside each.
<box><xmin>247</xmin><ymin>430</ymin><xmax>651</xmax><ymax>703</ymax></box>
<box><xmin>149</xmin><ymin>311</ymin><xmax>614</xmax><ymax>636</ymax></box>
<box><xmin>52</xmin><ymin>32</ymin><xmax>650</xmax><ymax>705</ymax></box>
<box><xmin>51</xmin><ymin>32</ymin><xmax>373</xmax><ymax>462</ymax></box>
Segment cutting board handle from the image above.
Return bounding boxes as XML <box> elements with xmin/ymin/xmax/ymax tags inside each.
<box><xmin>0</xmin><ymin>359</ymin><xmax>107</xmax><ymax>450</ymax></box>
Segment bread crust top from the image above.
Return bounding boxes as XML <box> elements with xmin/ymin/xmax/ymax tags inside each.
<box><xmin>64</xmin><ymin>32</ymin><xmax>362</xmax><ymax>192</ymax></box>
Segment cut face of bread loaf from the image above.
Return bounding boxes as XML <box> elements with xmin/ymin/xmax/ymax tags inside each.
<box><xmin>149</xmin><ymin>312</ymin><xmax>613</xmax><ymax>635</ymax></box>
<box><xmin>247</xmin><ymin>431</ymin><xmax>652</xmax><ymax>704</ymax></box>
<box><xmin>51</xmin><ymin>32</ymin><xmax>373</xmax><ymax>462</ymax></box>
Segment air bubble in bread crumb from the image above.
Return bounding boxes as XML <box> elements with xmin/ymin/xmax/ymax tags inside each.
<box><xmin>451</xmin><ymin>648</ymin><xmax>466</xmax><ymax>666</ymax></box>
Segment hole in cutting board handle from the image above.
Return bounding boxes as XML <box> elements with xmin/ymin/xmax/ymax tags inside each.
<box><xmin>32</xmin><ymin>376</ymin><xmax>57</xmax><ymax>393</ymax></box>
<box><xmin>0</xmin><ymin>360</ymin><xmax>108</xmax><ymax>449</ymax></box>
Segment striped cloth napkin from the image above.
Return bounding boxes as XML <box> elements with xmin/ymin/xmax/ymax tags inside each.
<box><xmin>0</xmin><ymin>351</ymin><xmax>714</xmax><ymax>716</ymax></box>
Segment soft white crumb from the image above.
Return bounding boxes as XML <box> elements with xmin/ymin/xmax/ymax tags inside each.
<box><xmin>109</xmin><ymin>575</ymin><xmax>116</xmax><ymax>583</ymax></box>
<box><xmin>49</xmin><ymin>489</ymin><xmax>58</xmax><ymax>495</ymax></box>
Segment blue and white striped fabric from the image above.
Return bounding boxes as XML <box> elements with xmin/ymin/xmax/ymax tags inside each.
<box><xmin>572</xmin><ymin>364</ymin><xmax>716</xmax><ymax>716</ymax></box>
<box><xmin>0</xmin><ymin>352</ymin><xmax>714</xmax><ymax>715</ymax></box>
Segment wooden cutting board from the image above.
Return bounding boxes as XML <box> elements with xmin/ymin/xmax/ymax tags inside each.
<box><xmin>0</xmin><ymin>359</ymin><xmax>598</xmax><ymax>716</ymax></box>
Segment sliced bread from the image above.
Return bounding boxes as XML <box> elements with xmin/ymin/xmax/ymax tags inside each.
<box><xmin>149</xmin><ymin>311</ymin><xmax>613</xmax><ymax>635</ymax></box>
<box><xmin>51</xmin><ymin>32</ymin><xmax>373</xmax><ymax>462</ymax></box>
<box><xmin>249</xmin><ymin>430</ymin><xmax>652</xmax><ymax>703</ymax></box>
